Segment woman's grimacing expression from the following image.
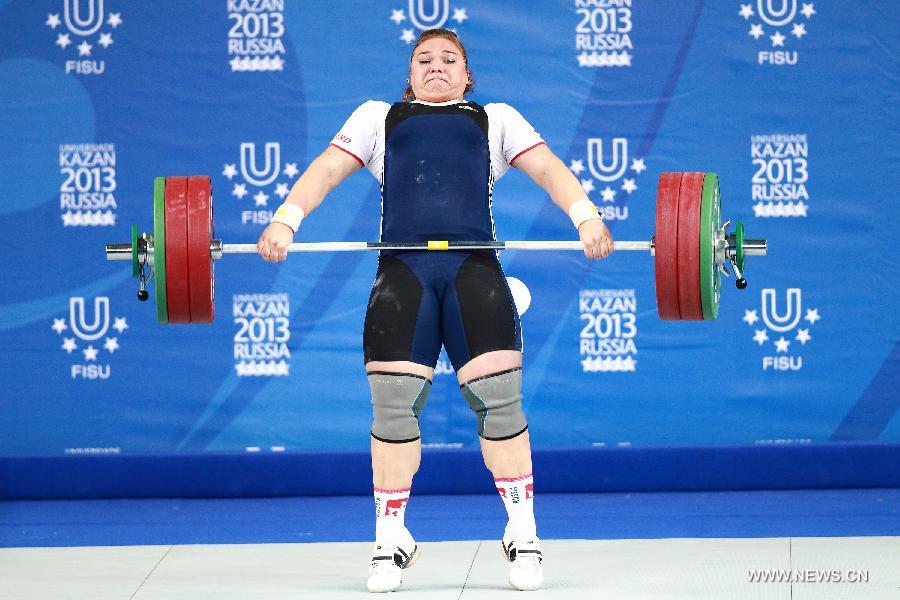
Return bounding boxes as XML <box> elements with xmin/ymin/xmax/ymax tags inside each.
<box><xmin>409</xmin><ymin>37</ymin><xmax>471</xmax><ymax>103</ymax></box>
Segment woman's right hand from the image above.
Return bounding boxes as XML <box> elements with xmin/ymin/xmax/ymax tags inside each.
<box><xmin>256</xmin><ymin>222</ymin><xmax>295</xmax><ymax>262</ymax></box>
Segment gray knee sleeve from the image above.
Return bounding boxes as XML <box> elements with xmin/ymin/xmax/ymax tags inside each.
<box><xmin>461</xmin><ymin>368</ymin><xmax>527</xmax><ymax>440</ymax></box>
<box><xmin>368</xmin><ymin>372</ymin><xmax>431</xmax><ymax>443</ymax></box>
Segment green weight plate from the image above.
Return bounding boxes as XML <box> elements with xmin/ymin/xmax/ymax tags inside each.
<box><xmin>153</xmin><ymin>177</ymin><xmax>168</xmax><ymax>324</ymax></box>
<box><xmin>131</xmin><ymin>224</ymin><xmax>139</xmax><ymax>278</ymax></box>
<box><xmin>699</xmin><ymin>172</ymin><xmax>721</xmax><ymax>320</ymax></box>
<box><xmin>735</xmin><ymin>220</ymin><xmax>745</xmax><ymax>273</ymax></box>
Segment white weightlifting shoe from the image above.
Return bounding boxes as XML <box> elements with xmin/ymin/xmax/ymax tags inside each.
<box><xmin>366</xmin><ymin>530</ymin><xmax>420</xmax><ymax>593</ymax></box>
<box><xmin>501</xmin><ymin>535</ymin><xmax>544</xmax><ymax>591</ymax></box>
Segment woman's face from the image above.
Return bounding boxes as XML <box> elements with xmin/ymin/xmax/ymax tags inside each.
<box><xmin>409</xmin><ymin>37</ymin><xmax>470</xmax><ymax>103</ymax></box>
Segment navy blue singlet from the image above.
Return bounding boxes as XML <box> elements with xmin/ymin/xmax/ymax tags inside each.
<box><xmin>363</xmin><ymin>101</ymin><xmax>522</xmax><ymax>371</ymax></box>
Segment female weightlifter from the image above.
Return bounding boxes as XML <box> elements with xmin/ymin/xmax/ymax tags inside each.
<box><xmin>256</xmin><ymin>28</ymin><xmax>613</xmax><ymax>593</ymax></box>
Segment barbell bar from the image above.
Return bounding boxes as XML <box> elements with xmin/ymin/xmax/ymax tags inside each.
<box><xmin>104</xmin><ymin>172</ymin><xmax>767</xmax><ymax>324</ymax></box>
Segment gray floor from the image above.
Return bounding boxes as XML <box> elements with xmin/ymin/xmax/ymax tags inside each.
<box><xmin>1</xmin><ymin>537</ymin><xmax>898</xmax><ymax>599</ymax></box>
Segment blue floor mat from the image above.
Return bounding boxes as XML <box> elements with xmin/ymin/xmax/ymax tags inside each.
<box><xmin>1</xmin><ymin>488</ymin><xmax>898</xmax><ymax>548</ymax></box>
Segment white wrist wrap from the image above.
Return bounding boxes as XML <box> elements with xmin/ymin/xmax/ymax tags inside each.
<box><xmin>271</xmin><ymin>203</ymin><xmax>305</xmax><ymax>233</ymax></box>
<box><xmin>568</xmin><ymin>198</ymin><xmax>602</xmax><ymax>229</ymax></box>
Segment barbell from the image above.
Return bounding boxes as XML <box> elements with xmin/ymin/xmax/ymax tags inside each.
<box><xmin>104</xmin><ymin>172</ymin><xmax>767</xmax><ymax>324</ymax></box>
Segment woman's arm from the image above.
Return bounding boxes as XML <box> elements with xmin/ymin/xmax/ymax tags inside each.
<box><xmin>284</xmin><ymin>144</ymin><xmax>362</xmax><ymax>216</ymax></box>
<box><xmin>512</xmin><ymin>144</ymin><xmax>614</xmax><ymax>259</ymax></box>
<box><xmin>257</xmin><ymin>145</ymin><xmax>361</xmax><ymax>262</ymax></box>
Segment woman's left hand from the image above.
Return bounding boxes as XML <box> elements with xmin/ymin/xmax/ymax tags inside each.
<box><xmin>578</xmin><ymin>218</ymin><xmax>614</xmax><ymax>260</ymax></box>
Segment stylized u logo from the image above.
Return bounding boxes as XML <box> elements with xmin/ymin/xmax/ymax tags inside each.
<box><xmin>70</xmin><ymin>297</ymin><xmax>110</xmax><ymax>341</ymax></box>
<box><xmin>761</xmin><ymin>288</ymin><xmax>801</xmax><ymax>332</ymax></box>
<box><xmin>64</xmin><ymin>0</ymin><xmax>104</xmax><ymax>36</ymax></box>
<box><xmin>756</xmin><ymin>0</ymin><xmax>797</xmax><ymax>27</ymax></box>
<box><xmin>587</xmin><ymin>138</ymin><xmax>628</xmax><ymax>182</ymax></box>
<box><xmin>408</xmin><ymin>0</ymin><xmax>450</xmax><ymax>30</ymax></box>
<box><xmin>240</xmin><ymin>142</ymin><xmax>280</xmax><ymax>187</ymax></box>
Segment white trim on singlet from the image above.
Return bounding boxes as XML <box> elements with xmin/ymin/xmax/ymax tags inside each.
<box><xmin>330</xmin><ymin>100</ymin><xmax>544</xmax><ymax>184</ymax></box>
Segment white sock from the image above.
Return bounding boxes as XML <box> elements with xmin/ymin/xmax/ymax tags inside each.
<box><xmin>374</xmin><ymin>486</ymin><xmax>410</xmax><ymax>543</ymax></box>
<box><xmin>494</xmin><ymin>473</ymin><xmax>537</xmax><ymax>539</ymax></box>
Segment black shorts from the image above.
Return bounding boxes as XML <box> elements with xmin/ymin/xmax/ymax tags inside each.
<box><xmin>363</xmin><ymin>250</ymin><xmax>522</xmax><ymax>371</ymax></box>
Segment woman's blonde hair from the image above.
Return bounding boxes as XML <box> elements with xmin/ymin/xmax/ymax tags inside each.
<box><xmin>402</xmin><ymin>28</ymin><xmax>474</xmax><ymax>102</ymax></box>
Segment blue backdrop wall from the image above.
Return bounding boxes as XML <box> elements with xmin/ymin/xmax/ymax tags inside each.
<box><xmin>1</xmin><ymin>0</ymin><xmax>899</xmax><ymax>498</ymax></box>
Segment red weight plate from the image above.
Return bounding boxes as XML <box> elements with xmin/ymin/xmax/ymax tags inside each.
<box><xmin>187</xmin><ymin>176</ymin><xmax>214</xmax><ymax>323</ymax></box>
<box><xmin>165</xmin><ymin>176</ymin><xmax>191</xmax><ymax>324</ymax></box>
<box><xmin>655</xmin><ymin>172</ymin><xmax>683</xmax><ymax>320</ymax></box>
<box><xmin>676</xmin><ymin>172</ymin><xmax>705</xmax><ymax>321</ymax></box>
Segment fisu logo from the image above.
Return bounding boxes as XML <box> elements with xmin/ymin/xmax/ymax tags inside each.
<box><xmin>408</xmin><ymin>0</ymin><xmax>450</xmax><ymax>30</ymax></box>
<box><xmin>756</xmin><ymin>0</ymin><xmax>797</xmax><ymax>27</ymax></box>
<box><xmin>64</xmin><ymin>0</ymin><xmax>104</xmax><ymax>36</ymax></box>
<box><xmin>70</xmin><ymin>296</ymin><xmax>110</xmax><ymax>341</ymax></box>
<box><xmin>738</xmin><ymin>0</ymin><xmax>815</xmax><ymax>65</ymax></box>
<box><xmin>240</xmin><ymin>142</ymin><xmax>281</xmax><ymax>187</ymax></box>
<box><xmin>760</xmin><ymin>288</ymin><xmax>801</xmax><ymax>332</ymax></box>
<box><xmin>389</xmin><ymin>0</ymin><xmax>469</xmax><ymax>45</ymax></box>
<box><xmin>568</xmin><ymin>138</ymin><xmax>647</xmax><ymax>221</ymax></box>
<box><xmin>742</xmin><ymin>287</ymin><xmax>821</xmax><ymax>371</ymax></box>
<box><xmin>52</xmin><ymin>296</ymin><xmax>129</xmax><ymax>379</ymax></box>
<box><xmin>587</xmin><ymin>138</ymin><xmax>628</xmax><ymax>182</ymax></box>
<box><xmin>224</xmin><ymin>143</ymin><xmax>299</xmax><ymax>226</ymax></box>
<box><xmin>46</xmin><ymin>0</ymin><xmax>122</xmax><ymax>75</ymax></box>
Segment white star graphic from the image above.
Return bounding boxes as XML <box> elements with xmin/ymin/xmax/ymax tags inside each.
<box><xmin>739</xmin><ymin>4</ymin><xmax>754</xmax><ymax>19</ymax></box>
<box><xmin>401</xmin><ymin>29</ymin><xmax>416</xmax><ymax>44</ymax></box>
<box><xmin>83</xmin><ymin>345</ymin><xmax>99</xmax><ymax>361</ymax></box>
<box><xmin>580</xmin><ymin>179</ymin><xmax>595</xmax><ymax>194</ymax></box>
<box><xmin>753</xmin><ymin>329</ymin><xmax>769</xmax><ymax>345</ymax></box>
<box><xmin>62</xmin><ymin>211</ymin><xmax>76</xmax><ymax>226</ymax></box>
<box><xmin>774</xmin><ymin>336</ymin><xmax>790</xmax><ymax>353</ymax></box>
<box><xmin>271</xmin><ymin>56</ymin><xmax>285</xmax><ymax>70</ymax></box>
<box><xmin>107</xmin><ymin>13</ymin><xmax>123</xmax><ymax>28</ymax></box>
<box><xmin>770</xmin><ymin>31</ymin><xmax>786</xmax><ymax>47</ymax></box>
<box><xmin>621</xmin><ymin>179</ymin><xmax>637</xmax><ymax>194</ymax></box>
<box><xmin>620</xmin><ymin>52</ymin><xmax>632</xmax><ymax>67</ymax></box>
<box><xmin>749</xmin><ymin>23</ymin><xmax>765</xmax><ymax>39</ymax></box>
<box><xmin>283</xmin><ymin>163</ymin><xmax>299</xmax><ymax>178</ymax></box>
<box><xmin>52</xmin><ymin>318</ymin><xmax>68</xmax><ymax>334</ymax></box>
<box><xmin>104</xmin><ymin>337</ymin><xmax>120</xmax><ymax>353</ymax></box>
<box><xmin>630</xmin><ymin>157</ymin><xmax>646</xmax><ymax>174</ymax></box>
<box><xmin>621</xmin><ymin>356</ymin><xmax>636</xmax><ymax>371</ymax></box>
<box><xmin>275</xmin><ymin>183</ymin><xmax>290</xmax><ymax>199</ymax></box>
<box><xmin>569</xmin><ymin>159</ymin><xmax>585</xmax><ymax>175</ymax></box>
<box><xmin>795</xmin><ymin>201</ymin><xmax>809</xmax><ymax>217</ymax></box>
<box><xmin>801</xmin><ymin>3</ymin><xmax>816</xmax><ymax>18</ymax></box>
<box><xmin>600</xmin><ymin>186</ymin><xmax>616</xmax><ymax>203</ymax></box>
<box><xmin>98</xmin><ymin>33</ymin><xmax>113</xmax><ymax>48</ymax></box>
<box><xmin>577</xmin><ymin>53</ymin><xmax>590</xmax><ymax>68</ymax></box>
<box><xmin>254</xmin><ymin>191</ymin><xmax>269</xmax><ymax>206</ymax></box>
<box><xmin>56</xmin><ymin>33</ymin><xmax>71</xmax><ymax>49</ymax></box>
<box><xmin>112</xmin><ymin>317</ymin><xmax>128</xmax><ymax>333</ymax></box>
<box><xmin>229</xmin><ymin>56</ymin><xmax>242</xmax><ymax>71</ymax></box>
<box><xmin>77</xmin><ymin>40</ymin><xmax>92</xmax><ymax>56</ymax></box>
<box><xmin>390</xmin><ymin>9</ymin><xmax>406</xmax><ymax>25</ymax></box>
<box><xmin>222</xmin><ymin>164</ymin><xmax>237</xmax><ymax>179</ymax></box>
<box><xmin>743</xmin><ymin>309</ymin><xmax>759</xmax><ymax>326</ymax></box>
<box><xmin>791</xmin><ymin>23</ymin><xmax>807</xmax><ymax>39</ymax></box>
<box><xmin>452</xmin><ymin>8</ymin><xmax>468</xmax><ymax>23</ymax></box>
<box><xmin>805</xmin><ymin>308</ymin><xmax>820</xmax><ymax>325</ymax></box>
<box><xmin>795</xmin><ymin>329</ymin><xmax>811</xmax><ymax>344</ymax></box>
<box><xmin>233</xmin><ymin>183</ymin><xmax>248</xmax><ymax>199</ymax></box>
<box><xmin>46</xmin><ymin>13</ymin><xmax>61</xmax><ymax>29</ymax></box>
<box><xmin>62</xmin><ymin>338</ymin><xmax>78</xmax><ymax>353</ymax></box>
